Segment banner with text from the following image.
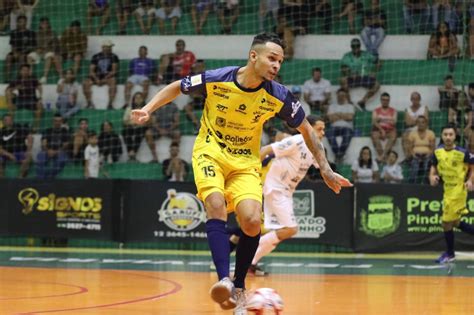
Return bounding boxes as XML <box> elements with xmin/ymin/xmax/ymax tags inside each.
<box><xmin>1</xmin><ymin>179</ymin><xmax>115</xmax><ymax>239</ymax></box>
<box><xmin>354</xmin><ymin>183</ymin><xmax>474</xmax><ymax>252</ymax></box>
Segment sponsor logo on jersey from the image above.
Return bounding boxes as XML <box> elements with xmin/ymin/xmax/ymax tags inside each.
<box><xmin>224</xmin><ymin>134</ymin><xmax>253</xmax><ymax>146</ymax></box>
<box><xmin>251</xmin><ymin>111</ymin><xmax>263</xmax><ymax>123</ymax></box>
<box><xmin>216</xmin><ymin>104</ymin><xmax>228</xmax><ymax>112</ymax></box>
<box><xmin>259</xmin><ymin>105</ymin><xmax>274</xmax><ymax>112</ymax></box>
<box><xmin>235</xmin><ymin>104</ymin><xmax>247</xmax><ymax>114</ymax></box>
<box><xmin>216</xmin><ymin>117</ymin><xmax>226</xmax><ymax>127</ymax></box>
<box><xmin>213</xmin><ymin>85</ymin><xmax>232</xmax><ymax>93</ymax></box>
<box><xmin>190</xmin><ymin>74</ymin><xmax>202</xmax><ymax>86</ymax></box>
<box><xmin>213</xmin><ymin>91</ymin><xmax>229</xmax><ymax>99</ymax></box>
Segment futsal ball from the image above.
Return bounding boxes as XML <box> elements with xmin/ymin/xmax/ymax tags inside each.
<box><xmin>246</xmin><ymin>288</ymin><xmax>284</xmax><ymax>314</ymax></box>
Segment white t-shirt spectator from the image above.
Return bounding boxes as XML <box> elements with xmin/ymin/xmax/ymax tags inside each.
<box><xmin>381</xmin><ymin>164</ymin><xmax>403</xmax><ymax>183</ymax></box>
<box><xmin>302</xmin><ymin>78</ymin><xmax>331</xmax><ymax>102</ymax></box>
<box><xmin>352</xmin><ymin>159</ymin><xmax>379</xmax><ymax>183</ymax></box>
<box><xmin>85</xmin><ymin>144</ymin><xmax>100</xmax><ymax>178</ymax></box>
<box><xmin>327</xmin><ymin>103</ymin><xmax>355</xmax><ymax>129</ymax></box>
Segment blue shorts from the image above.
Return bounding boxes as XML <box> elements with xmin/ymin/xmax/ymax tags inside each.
<box><xmin>0</xmin><ymin>151</ymin><xmax>26</xmax><ymax>164</ymax></box>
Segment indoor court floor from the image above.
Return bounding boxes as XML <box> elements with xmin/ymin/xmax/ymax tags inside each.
<box><xmin>0</xmin><ymin>247</ymin><xmax>473</xmax><ymax>315</ymax></box>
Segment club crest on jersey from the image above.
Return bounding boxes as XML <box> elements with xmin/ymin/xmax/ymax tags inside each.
<box><xmin>291</xmin><ymin>101</ymin><xmax>301</xmax><ymax>118</ymax></box>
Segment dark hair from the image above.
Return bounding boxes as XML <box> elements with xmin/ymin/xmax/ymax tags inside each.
<box><xmin>78</xmin><ymin>118</ymin><xmax>88</xmax><ymax>124</ymax></box>
<box><xmin>251</xmin><ymin>32</ymin><xmax>286</xmax><ymax>50</ymax></box>
<box><xmin>358</xmin><ymin>146</ymin><xmax>373</xmax><ymax>168</ymax></box>
<box><xmin>139</xmin><ymin>45</ymin><xmax>147</xmax><ymax>50</ymax></box>
<box><xmin>336</xmin><ymin>88</ymin><xmax>346</xmax><ymax>94</ymax></box>
<box><xmin>132</xmin><ymin>92</ymin><xmax>145</xmax><ymax>108</ymax></box>
<box><xmin>312</xmin><ymin>67</ymin><xmax>322</xmax><ymax>74</ymax></box>
<box><xmin>53</xmin><ymin>113</ymin><xmax>62</xmax><ymax>119</ymax></box>
<box><xmin>441</xmin><ymin>123</ymin><xmax>456</xmax><ymax>134</ymax></box>
<box><xmin>39</xmin><ymin>17</ymin><xmax>49</xmax><ymax>23</ymax></box>
<box><xmin>170</xmin><ymin>142</ymin><xmax>179</xmax><ymax>148</ymax></box>
<box><xmin>411</xmin><ymin>91</ymin><xmax>421</xmax><ymax>99</ymax></box>
<box><xmin>388</xmin><ymin>150</ymin><xmax>398</xmax><ymax>159</ymax></box>
<box><xmin>469</xmin><ymin>82</ymin><xmax>474</xmax><ymax>90</ymax></box>
<box><xmin>417</xmin><ymin>115</ymin><xmax>427</xmax><ymax>122</ymax></box>
<box><xmin>380</xmin><ymin>92</ymin><xmax>390</xmax><ymax>98</ymax></box>
<box><xmin>17</xmin><ymin>15</ymin><xmax>27</xmax><ymax>22</ymax></box>
<box><xmin>445</xmin><ymin>74</ymin><xmax>453</xmax><ymax>81</ymax></box>
<box><xmin>19</xmin><ymin>64</ymin><xmax>30</xmax><ymax>70</ymax></box>
<box><xmin>101</xmin><ymin>120</ymin><xmax>113</xmax><ymax>132</ymax></box>
<box><xmin>88</xmin><ymin>131</ymin><xmax>97</xmax><ymax>138</ymax></box>
<box><xmin>435</xmin><ymin>21</ymin><xmax>452</xmax><ymax>39</ymax></box>
<box><xmin>70</xmin><ymin>20</ymin><xmax>81</xmax><ymax>27</ymax></box>
<box><xmin>306</xmin><ymin>115</ymin><xmax>324</xmax><ymax>126</ymax></box>
<box><xmin>2</xmin><ymin>113</ymin><xmax>12</xmax><ymax>119</ymax></box>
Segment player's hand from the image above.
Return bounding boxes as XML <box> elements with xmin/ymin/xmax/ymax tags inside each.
<box><xmin>322</xmin><ymin>172</ymin><xmax>352</xmax><ymax>194</ymax></box>
<box><xmin>131</xmin><ymin>109</ymin><xmax>150</xmax><ymax>125</ymax></box>
<box><xmin>465</xmin><ymin>180</ymin><xmax>474</xmax><ymax>191</ymax></box>
<box><xmin>429</xmin><ymin>175</ymin><xmax>440</xmax><ymax>186</ymax></box>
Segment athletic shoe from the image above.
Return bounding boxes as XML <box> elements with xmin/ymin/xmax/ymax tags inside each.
<box><xmin>210</xmin><ymin>277</ymin><xmax>234</xmax><ymax>304</ymax></box>
<box><xmin>435</xmin><ymin>252</ymin><xmax>455</xmax><ymax>264</ymax></box>
<box><xmin>231</xmin><ymin>288</ymin><xmax>247</xmax><ymax>315</ymax></box>
<box><xmin>248</xmin><ymin>264</ymin><xmax>268</xmax><ymax>276</ymax></box>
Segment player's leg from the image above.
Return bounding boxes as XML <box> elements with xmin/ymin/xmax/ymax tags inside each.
<box><xmin>437</xmin><ymin>200</ymin><xmax>459</xmax><ymax>263</ymax></box>
<box><xmin>251</xmin><ymin>191</ymin><xmax>297</xmax><ymax>272</ymax></box>
<box><xmin>193</xmin><ymin>154</ymin><xmax>233</xmax><ymax>304</ymax></box>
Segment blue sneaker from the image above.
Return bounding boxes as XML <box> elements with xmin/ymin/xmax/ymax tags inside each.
<box><xmin>435</xmin><ymin>252</ymin><xmax>455</xmax><ymax>264</ymax></box>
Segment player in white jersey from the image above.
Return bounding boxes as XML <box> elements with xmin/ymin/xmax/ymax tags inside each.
<box><xmin>249</xmin><ymin>115</ymin><xmax>329</xmax><ymax>275</ymax></box>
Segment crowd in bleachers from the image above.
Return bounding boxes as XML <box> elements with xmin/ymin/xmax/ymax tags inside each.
<box><xmin>1</xmin><ymin>0</ymin><xmax>474</xmax><ymax>184</ymax></box>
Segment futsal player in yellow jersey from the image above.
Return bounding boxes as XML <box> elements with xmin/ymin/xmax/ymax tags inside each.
<box><xmin>131</xmin><ymin>33</ymin><xmax>351</xmax><ymax>314</ymax></box>
<box><xmin>429</xmin><ymin>125</ymin><xmax>474</xmax><ymax>264</ymax></box>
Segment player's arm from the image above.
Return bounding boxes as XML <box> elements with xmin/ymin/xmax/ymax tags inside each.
<box><xmin>131</xmin><ymin>80</ymin><xmax>182</xmax><ymax>124</ymax></box>
<box><xmin>296</xmin><ymin>120</ymin><xmax>352</xmax><ymax>193</ymax></box>
<box><xmin>260</xmin><ymin>144</ymin><xmax>274</xmax><ymax>161</ymax></box>
<box><xmin>429</xmin><ymin>165</ymin><xmax>440</xmax><ymax>186</ymax></box>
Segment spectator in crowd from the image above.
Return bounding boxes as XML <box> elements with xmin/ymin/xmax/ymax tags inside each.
<box><xmin>162</xmin><ymin>142</ymin><xmax>189</xmax><ymax>182</ymax></box>
<box><xmin>402</xmin><ymin>91</ymin><xmax>429</xmax><ymax>161</ymax></box>
<box><xmin>83</xmin><ymin>40</ymin><xmax>119</xmax><ymax>109</ymax></box>
<box><xmin>115</xmin><ymin>0</ymin><xmax>137</xmax><ymax>35</ymax></box>
<box><xmin>0</xmin><ymin>113</ymin><xmax>32</xmax><ymax>178</ymax></box>
<box><xmin>447</xmin><ymin>86</ymin><xmax>470</xmax><ymax>142</ymax></box>
<box><xmin>275</xmin><ymin>8</ymin><xmax>295</xmax><ymax>59</ymax></box>
<box><xmin>352</xmin><ymin>146</ymin><xmax>379</xmax><ymax>183</ymax></box>
<box><xmin>5</xmin><ymin>15</ymin><xmax>36</xmax><ymax>82</ymax></box>
<box><xmin>302</xmin><ymin>67</ymin><xmax>331</xmax><ymax>114</ymax></box>
<box><xmin>278</xmin><ymin>0</ymin><xmax>309</xmax><ymax>35</ymax></box>
<box><xmin>10</xmin><ymin>0</ymin><xmax>39</xmax><ymax>30</ymax></box>
<box><xmin>465</xmin><ymin>82</ymin><xmax>474</xmax><ymax>152</ymax></box>
<box><xmin>314</xmin><ymin>0</ymin><xmax>332</xmax><ymax>34</ymax></box>
<box><xmin>407</xmin><ymin>116</ymin><xmax>436</xmax><ymax>184</ymax></box>
<box><xmin>371</xmin><ymin>92</ymin><xmax>397</xmax><ymax>163</ymax></box>
<box><xmin>432</xmin><ymin>0</ymin><xmax>452</xmax><ymax>31</ymax></box>
<box><xmin>403</xmin><ymin>0</ymin><xmax>430</xmax><ymax>34</ymax></box>
<box><xmin>0</xmin><ymin>0</ymin><xmax>15</xmax><ymax>33</ymax></box>
<box><xmin>87</xmin><ymin>0</ymin><xmax>111</xmax><ymax>35</ymax></box>
<box><xmin>36</xmin><ymin>114</ymin><xmax>69</xmax><ymax>179</ymax></box>
<box><xmin>99</xmin><ymin>120</ymin><xmax>122</xmax><ymax>163</ymax></box>
<box><xmin>340</xmin><ymin>38</ymin><xmax>380</xmax><ymax>109</ymax></box>
<box><xmin>124</xmin><ymin>46</ymin><xmax>155</xmax><ymax>108</ymax></box>
<box><xmin>60</xmin><ymin>20</ymin><xmax>87</xmax><ymax>77</ymax></box>
<box><xmin>258</xmin><ymin>0</ymin><xmax>279</xmax><ymax>33</ymax></box>
<box><xmin>157</xmin><ymin>39</ymin><xmax>196</xmax><ymax>84</ymax></box>
<box><xmin>31</xmin><ymin>17</ymin><xmax>61</xmax><ymax>84</ymax></box>
<box><xmin>84</xmin><ymin>131</ymin><xmax>100</xmax><ymax>178</ymax></box>
<box><xmin>191</xmin><ymin>0</ymin><xmax>214</xmax><ymax>34</ymax></box>
<box><xmin>56</xmin><ymin>69</ymin><xmax>80</xmax><ymax>120</ymax></box>
<box><xmin>449</xmin><ymin>1</ymin><xmax>470</xmax><ymax>35</ymax></box>
<box><xmin>439</xmin><ymin>74</ymin><xmax>461</xmax><ymax>111</ymax></box>
<box><xmin>217</xmin><ymin>0</ymin><xmax>239</xmax><ymax>34</ymax></box>
<box><xmin>291</xmin><ymin>86</ymin><xmax>311</xmax><ymax>115</ymax></box>
<box><xmin>360</xmin><ymin>0</ymin><xmax>386</xmax><ymax>59</ymax></box>
<box><xmin>381</xmin><ymin>150</ymin><xmax>403</xmax><ymax>183</ymax></box>
<box><xmin>326</xmin><ymin>89</ymin><xmax>355</xmax><ymax>163</ymax></box>
<box><xmin>338</xmin><ymin>0</ymin><xmax>363</xmax><ymax>34</ymax></box>
<box><xmin>184</xmin><ymin>59</ymin><xmax>206</xmax><ymax>133</ymax></box>
<box><xmin>145</xmin><ymin>101</ymin><xmax>180</xmax><ymax>162</ymax></box>
<box><xmin>123</xmin><ymin>91</ymin><xmax>147</xmax><ymax>161</ymax></box>
<box><xmin>72</xmin><ymin>118</ymin><xmax>89</xmax><ymax>162</ymax></box>
<box><xmin>134</xmin><ymin>0</ymin><xmax>155</xmax><ymax>34</ymax></box>
<box><xmin>5</xmin><ymin>64</ymin><xmax>42</xmax><ymax>130</ymax></box>
<box><xmin>156</xmin><ymin>0</ymin><xmax>182</xmax><ymax>34</ymax></box>
<box><xmin>428</xmin><ymin>21</ymin><xmax>459</xmax><ymax>72</ymax></box>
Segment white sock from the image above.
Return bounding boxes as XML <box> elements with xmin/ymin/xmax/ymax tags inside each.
<box><xmin>252</xmin><ymin>230</ymin><xmax>280</xmax><ymax>265</ymax></box>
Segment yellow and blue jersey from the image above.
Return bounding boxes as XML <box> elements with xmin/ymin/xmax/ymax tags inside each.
<box><xmin>432</xmin><ymin>145</ymin><xmax>473</xmax><ymax>199</ymax></box>
<box><xmin>180</xmin><ymin>66</ymin><xmax>305</xmax><ymax>171</ymax></box>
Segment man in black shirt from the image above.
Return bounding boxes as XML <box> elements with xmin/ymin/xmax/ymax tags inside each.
<box><xmin>36</xmin><ymin>114</ymin><xmax>70</xmax><ymax>179</ymax></box>
<box><xmin>5</xmin><ymin>15</ymin><xmax>36</xmax><ymax>82</ymax></box>
<box><xmin>82</xmin><ymin>39</ymin><xmax>120</xmax><ymax>109</ymax></box>
<box><xmin>0</xmin><ymin>113</ymin><xmax>32</xmax><ymax>178</ymax></box>
<box><xmin>360</xmin><ymin>0</ymin><xmax>387</xmax><ymax>59</ymax></box>
<box><xmin>162</xmin><ymin>142</ymin><xmax>189</xmax><ymax>182</ymax></box>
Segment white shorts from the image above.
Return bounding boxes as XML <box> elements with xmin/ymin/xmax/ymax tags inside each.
<box><xmin>263</xmin><ymin>190</ymin><xmax>297</xmax><ymax>230</ymax></box>
<box><xmin>156</xmin><ymin>7</ymin><xmax>182</xmax><ymax>20</ymax></box>
<box><xmin>127</xmin><ymin>74</ymin><xmax>150</xmax><ymax>85</ymax></box>
<box><xmin>134</xmin><ymin>6</ymin><xmax>155</xmax><ymax>17</ymax></box>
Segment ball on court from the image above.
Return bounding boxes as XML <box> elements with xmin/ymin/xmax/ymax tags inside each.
<box><xmin>246</xmin><ymin>288</ymin><xmax>284</xmax><ymax>314</ymax></box>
